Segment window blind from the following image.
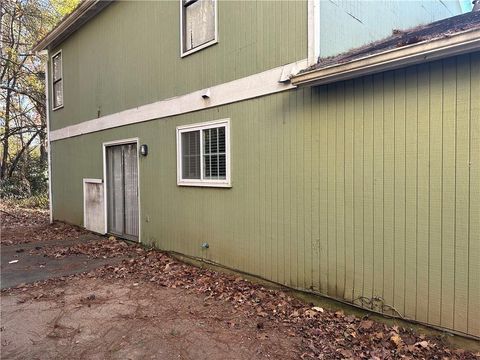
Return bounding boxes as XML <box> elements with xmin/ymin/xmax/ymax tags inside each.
<box><xmin>181</xmin><ymin>130</ymin><xmax>201</xmax><ymax>179</ymax></box>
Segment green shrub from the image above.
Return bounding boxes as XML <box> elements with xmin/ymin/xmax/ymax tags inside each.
<box><xmin>17</xmin><ymin>194</ymin><xmax>49</xmax><ymax>209</ymax></box>
<box><xmin>0</xmin><ymin>147</ymin><xmax>48</xmax><ymax>203</ymax></box>
<box><xmin>1</xmin><ymin>193</ymin><xmax>49</xmax><ymax>209</ymax></box>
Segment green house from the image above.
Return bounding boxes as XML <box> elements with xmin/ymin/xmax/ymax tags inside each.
<box><xmin>34</xmin><ymin>0</ymin><xmax>479</xmax><ymax>338</ymax></box>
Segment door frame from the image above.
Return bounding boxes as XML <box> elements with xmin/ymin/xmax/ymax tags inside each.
<box><xmin>102</xmin><ymin>137</ymin><xmax>141</xmax><ymax>242</ymax></box>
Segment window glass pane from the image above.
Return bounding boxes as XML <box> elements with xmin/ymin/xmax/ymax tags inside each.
<box><xmin>210</xmin><ymin>128</ymin><xmax>217</xmax><ymax>153</ymax></box>
<box><xmin>219</xmin><ymin>154</ymin><xmax>226</xmax><ymax>177</ymax></box>
<box><xmin>53</xmin><ymin>54</ymin><xmax>62</xmax><ymax>81</ymax></box>
<box><xmin>53</xmin><ymin>80</ymin><xmax>63</xmax><ymax>108</ymax></box>
<box><xmin>202</xmin><ymin>126</ymin><xmax>225</xmax><ymax>180</ymax></box>
<box><xmin>204</xmin><ymin>128</ymin><xmax>210</xmax><ymax>154</ymax></box>
<box><xmin>181</xmin><ymin>131</ymin><xmax>201</xmax><ymax>179</ymax></box>
<box><xmin>218</xmin><ymin>126</ymin><xmax>225</xmax><ymax>152</ymax></box>
<box><xmin>185</xmin><ymin>0</ymin><xmax>215</xmax><ymax>51</ymax></box>
<box><xmin>211</xmin><ymin>154</ymin><xmax>218</xmax><ymax>177</ymax></box>
<box><xmin>204</xmin><ymin>154</ymin><xmax>210</xmax><ymax>178</ymax></box>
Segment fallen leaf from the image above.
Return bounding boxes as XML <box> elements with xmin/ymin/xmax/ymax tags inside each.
<box><xmin>2</xmin><ymin>204</ymin><xmax>477</xmax><ymax>360</ymax></box>
<box><xmin>415</xmin><ymin>340</ymin><xmax>429</xmax><ymax>349</ymax></box>
<box><xmin>360</xmin><ymin>320</ymin><xmax>374</xmax><ymax>330</ymax></box>
<box><xmin>304</xmin><ymin>309</ymin><xmax>318</xmax><ymax>318</ymax></box>
<box><xmin>391</xmin><ymin>334</ymin><xmax>403</xmax><ymax>348</ymax></box>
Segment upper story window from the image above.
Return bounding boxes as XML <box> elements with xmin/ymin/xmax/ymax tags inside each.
<box><xmin>51</xmin><ymin>50</ymin><xmax>63</xmax><ymax>110</ymax></box>
<box><xmin>180</xmin><ymin>0</ymin><xmax>217</xmax><ymax>57</ymax></box>
<box><xmin>176</xmin><ymin>119</ymin><xmax>230</xmax><ymax>187</ymax></box>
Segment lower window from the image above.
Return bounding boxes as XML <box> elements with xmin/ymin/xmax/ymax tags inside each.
<box><xmin>176</xmin><ymin>119</ymin><xmax>231</xmax><ymax>187</ymax></box>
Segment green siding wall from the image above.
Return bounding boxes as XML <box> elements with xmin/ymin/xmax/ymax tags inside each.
<box><xmin>49</xmin><ymin>0</ymin><xmax>307</xmax><ymax>131</ymax></box>
<box><xmin>51</xmin><ymin>53</ymin><xmax>480</xmax><ymax>337</ymax></box>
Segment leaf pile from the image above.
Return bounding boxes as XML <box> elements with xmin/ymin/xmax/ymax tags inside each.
<box><xmin>29</xmin><ymin>237</ymin><xmax>141</xmax><ymax>259</ymax></box>
<box><xmin>2</xmin><ymin>207</ymin><xmax>477</xmax><ymax>360</ymax></box>
<box><xmin>9</xmin><ymin>240</ymin><xmax>476</xmax><ymax>359</ymax></box>
<box><xmin>1</xmin><ymin>206</ymin><xmax>48</xmax><ymax>228</ymax></box>
<box><xmin>1</xmin><ymin>206</ymin><xmax>89</xmax><ymax>245</ymax></box>
<box><xmin>94</xmin><ymin>251</ymin><xmax>478</xmax><ymax>359</ymax></box>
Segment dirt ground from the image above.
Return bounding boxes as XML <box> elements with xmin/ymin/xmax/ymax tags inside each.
<box><xmin>1</xmin><ymin>278</ymin><xmax>299</xmax><ymax>359</ymax></box>
<box><xmin>1</xmin><ymin>206</ymin><xmax>479</xmax><ymax>359</ymax></box>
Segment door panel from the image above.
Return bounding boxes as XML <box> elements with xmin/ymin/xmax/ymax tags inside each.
<box><xmin>106</xmin><ymin>146</ymin><xmax>124</xmax><ymax>235</ymax></box>
<box><xmin>106</xmin><ymin>143</ymin><xmax>139</xmax><ymax>241</ymax></box>
<box><xmin>123</xmin><ymin>144</ymin><xmax>139</xmax><ymax>238</ymax></box>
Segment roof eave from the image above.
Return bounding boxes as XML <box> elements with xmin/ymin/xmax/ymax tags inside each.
<box><xmin>291</xmin><ymin>28</ymin><xmax>480</xmax><ymax>87</ymax></box>
<box><xmin>32</xmin><ymin>0</ymin><xmax>112</xmax><ymax>53</ymax></box>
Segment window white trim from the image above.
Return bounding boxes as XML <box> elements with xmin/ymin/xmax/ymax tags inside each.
<box><xmin>83</xmin><ymin>178</ymin><xmax>103</xmax><ymax>184</ymax></box>
<box><xmin>176</xmin><ymin>118</ymin><xmax>231</xmax><ymax>187</ymax></box>
<box><xmin>51</xmin><ymin>49</ymin><xmax>64</xmax><ymax>111</ymax></box>
<box><xmin>180</xmin><ymin>0</ymin><xmax>218</xmax><ymax>58</ymax></box>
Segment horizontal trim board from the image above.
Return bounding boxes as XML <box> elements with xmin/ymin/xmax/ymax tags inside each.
<box><xmin>50</xmin><ymin>59</ymin><xmax>308</xmax><ymax>142</ymax></box>
<box><xmin>292</xmin><ymin>28</ymin><xmax>480</xmax><ymax>87</ymax></box>
<box><xmin>83</xmin><ymin>178</ymin><xmax>103</xmax><ymax>184</ymax></box>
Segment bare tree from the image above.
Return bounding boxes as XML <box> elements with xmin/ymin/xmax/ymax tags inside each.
<box><xmin>0</xmin><ymin>0</ymin><xmax>78</xmax><ymax>196</ymax></box>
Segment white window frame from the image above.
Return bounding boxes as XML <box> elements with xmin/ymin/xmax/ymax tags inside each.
<box><xmin>51</xmin><ymin>49</ymin><xmax>64</xmax><ymax>111</ymax></box>
<box><xmin>176</xmin><ymin>118</ymin><xmax>231</xmax><ymax>187</ymax></box>
<box><xmin>180</xmin><ymin>0</ymin><xmax>218</xmax><ymax>58</ymax></box>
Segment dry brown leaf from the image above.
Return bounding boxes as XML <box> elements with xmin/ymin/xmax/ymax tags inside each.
<box><xmin>390</xmin><ymin>334</ymin><xmax>403</xmax><ymax>348</ymax></box>
<box><xmin>3</xmin><ymin>205</ymin><xmax>478</xmax><ymax>360</ymax></box>
<box><xmin>291</xmin><ymin>310</ymin><xmax>300</xmax><ymax>318</ymax></box>
<box><xmin>415</xmin><ymin>340</ymin><xmax>430</xmax><ymax>349</ymax></box>
<box><xmin>360</xmin><ymin>320</ymin><xmax>373</xmax><ymax>330</ymax></box>
<box><xmin>304</xmin><ymin>309</ymin><xmax>318</xmax><ymax>318</ymax></box>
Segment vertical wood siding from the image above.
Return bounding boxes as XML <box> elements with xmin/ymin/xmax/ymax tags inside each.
<box><xmin>49</xmin><ymin>0</ymin><xmax>307</xmax><ymax>131</ymax></box>
<box><xmin>51</xmin><ymin>53</ymin><xmax>480</xmax><ymax>337</ymax></box>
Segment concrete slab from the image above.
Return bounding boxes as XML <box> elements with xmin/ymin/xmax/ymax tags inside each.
<box><xmin>1</xmin><ymin>235</ymin><xmax>124</xmax><ymax>289</ymax></box>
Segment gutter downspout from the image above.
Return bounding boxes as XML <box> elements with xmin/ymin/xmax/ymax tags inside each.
<box><xmin>40</xmin><ymin>49</ymin><xmax>53</xmax><ymax>224</ymax></box>
<box><xmin>307</xmin><ymin>0</ymin><xmax>320</xmax><ymax>66</ymax></box>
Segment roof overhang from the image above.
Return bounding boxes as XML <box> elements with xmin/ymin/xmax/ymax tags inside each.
<box><xmin>291</xmin><ymin>28</ymin><xmax>480</xmax><ymax>87</ymax></box>
<box><xmin>32</xmin><ymin>0</ymin><xmax>113</xmax><ymax>53</ymax></box>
